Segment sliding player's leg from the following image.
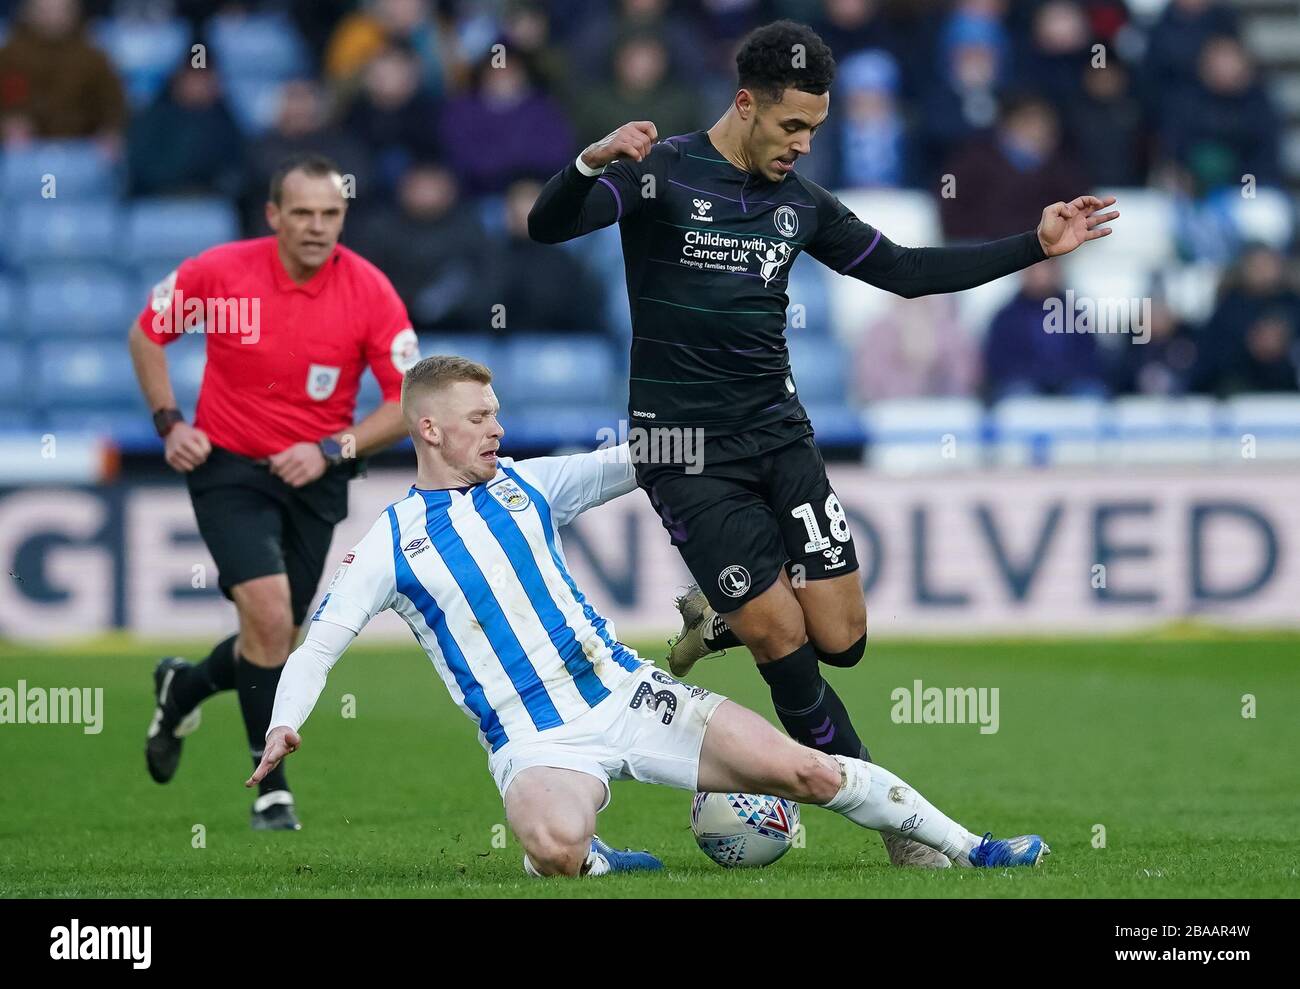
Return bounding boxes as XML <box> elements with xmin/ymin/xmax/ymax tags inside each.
<box><xmin>504</xmin><ymin>766</ymin><xmax>663</xmax><ymax>878</ymax></box>
<box><xmin>696</xmin><ymin>700</ymin><xmax>1050</xmax><ymax>868</ymax></box>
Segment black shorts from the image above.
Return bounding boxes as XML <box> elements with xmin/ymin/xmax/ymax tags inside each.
<box><xmin>637</xmin><ymin>430</ymin><xmax>858</xmax><ymax>614</ymax></box>
<box><xmin>186</xmin><ymin>446</ymin><xmax>353</xmax><ymax>626</ymax></box>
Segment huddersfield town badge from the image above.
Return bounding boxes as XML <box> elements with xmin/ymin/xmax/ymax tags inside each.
<box><xmin>488</xmin><ymin>478</ymin><xmax>530</xmax><ymax>512</ymax></box>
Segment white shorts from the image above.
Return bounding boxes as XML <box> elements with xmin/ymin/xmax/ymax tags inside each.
<box><xmin>488</xmin><ymin>663</ymin><xmax>728</xmax><ymax>812</ymax></box>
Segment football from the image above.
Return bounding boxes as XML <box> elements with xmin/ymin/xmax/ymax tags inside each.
<box><xmin>690</xmin><ymin>792</ymin><xmax>800</xmax><ymax>868</ymax></box>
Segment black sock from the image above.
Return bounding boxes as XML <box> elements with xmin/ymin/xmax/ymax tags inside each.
<box><xmin>236</xmin><ymin>655</ymin><xmax>289</xmax><ymax>797</ymax></box>
<box><xmin>173</xmin><ymin>634</ymin><xmax>238</xmax><ymax>713</ymax></box>
<box><xmin>702</xmin><ymin>614</ymin><xmax>743</xmax><ymax>651</ymax></box>
<box><xmin>757</xmin><ymin>642</ymin><xmax>870</xmax><ymax>760</ymax></box>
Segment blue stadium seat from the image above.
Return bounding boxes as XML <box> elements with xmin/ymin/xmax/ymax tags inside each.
<box><xmin>92</xmin><ymin>17</ymin><xmax>191</xmax><ymax>108</ymax></box>
<box><xmin>46</xmin><ymin>407</ymin><xmax>156</xmax><ymax>445</ymax></box>
<box><xmin>417</xmin><ymin>334</ymin><xmax>499</xmax><ymax>368</ymax></box>
<box><xmin>0</xmin><ymin>141</ymin><xmax>119</xmax><ymax>200</ymax></box>
<box><xmin>11</xmin><ymin>201</ymin><xmax>120</xmax><ymax>264</ymax></box>
<box><xmin>21</xmin><ymin>266</ymin><xmax>134</xmax><ymax>337</ymax></box>
<box><xmin>125</xmin><ymin>197</ymin><xmax>240</xmax><ymax>267</ymax></box>
<box><xmin>785</xmin><ymin>253</ymin><xmax>832</xmax><ymax>336</ymax></box>
<box><xmin>0</xmin><ymin>342</ymin><xmax>28</xmax><ymax>409</ymax></box>
<box><xmin>222</xmin><ymin>77</ymin><xmax>287</xmax><ymax>135</ymax></box>
<box><xmin>166</xmin><ymin>334</ymin><xmax>207</xmax><ymax>415</ymax></box>
<box><xmin>35</xmin><ymin>341</ymin><xmax>142</xmax><ymax>407</ymax></box>
<box><xmin>0</xmin><ymin>275</ymin><xmax>17</xmax><ymax>334</ymax></box>
<box><xmin>786</xmin><ymin>335</ymin><xmax>848</xmax><ymax>404</ymax></box>
<box><xmin>209</xmin><ymin>13</ymin><xmax>308</xmax><ymax>80</ymax></box>
<box><xmin>501</xmin><ymin>335</ymin><xmax>616</xmax><ymax>406</ymax></box>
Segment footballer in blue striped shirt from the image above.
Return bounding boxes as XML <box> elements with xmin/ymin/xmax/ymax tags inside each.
<box><xmin>248</xmin><ymin>355</ymin><xmax>1048</xmax><ymax>877</ymax></box>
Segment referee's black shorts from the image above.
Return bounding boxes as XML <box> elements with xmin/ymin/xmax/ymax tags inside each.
<box><xmin>186</xmin><ymin>445</ymin><xmax>353</xmax><ymax>626</ymax></box>
<box><xmin>636</xmin><ymin>419</ymin><xmax>858</xmax><ymax>615</ymax></box>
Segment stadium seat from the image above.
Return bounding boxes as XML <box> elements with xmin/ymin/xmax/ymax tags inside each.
<box><xmin>799</xmin><ymin>402</ymin><xmax>867</xmax><ymax>447</ymax></box>
<box><xmin>46</xmin><ymin>407</ymin><xmax>157</xmax><ymax>446</ymax></box>
<box><xmin>222</xmin><ymin>77</ymin><xmax>287</xmax><ymax>135</ymax></box>
<box><xmin>787</xmin><ymin>335</ymin><xmax>848</xmax><ymax>404</ymax></box>
<box><xmin>0</xmin><ymin>342</ymin><xmax>28</xmax><ymax>409</ymax></box>
<box><xmin>823</xmin><ymin>190</ymin><xmax>941</xmax><ymax>345</ymax></box>
<box><xmin>0</xmin><ymin>275</ymin><xmax>17</xmax><ymax>334</ymax></box>
<box><xmin>1091</xmin><ymin>188</ymin><xmax>1176</xmax><ymax>267</ymax></box>
<box><xmin>208</xmin><ymin>12</ymin><xmax>308</xmax><ymax>80</ymax></box>
<box><xmin>863</xmin><ymin>396</ymin><xmax>985</xmax><ymax>473</ymax></box>
<box><xmin>0</xmin><ymin>140</ymin><xmax>119</xmax><ymax>200</ymax></box>
<box><xmin>21</xmin><ymin>265</ymin><xmax>134</xmax><ymax>337</ymax></box>
<box><xmin>125</xmin><ymin>197</ymin><xmax>241</xmax><ymax>268</ymax></box>
<box><xmin>417</xmin><ymin>334</ymin><xmax>499</xmax><ymax>368</ymax></box>
<box><xmin>34</xmin><ymin>341</ymin><xmax>142</xmax><ymax>407</ymax></box>
<box><xmin>355</xmin><ymin>368</ymin><xmax>383</xmax><ymax>418</ymax></box>
<box><xmin>166</xmin><ymin>334</ymin><xmax>207</xmax><ymax>415</ymax></box>
<box><xmin>786</xmin><ymin>253</ymin><xmax>832</xmax><ymax>337</ymax></box>
<box><xmin>990</xmin><ymin>396</ymin><xmax>1108</xmax><ymax>467</ymax></box>
<box><xmin>1229</xmin><ymin>186</ymin><xmax>1296</xmax><ymax>250</ymax></box>
<box><xmin>501</xmin><ymin>335</ymin><xmax>616</xmax><ymax>406</ymax></box>
<box><xmin>1159</xmin><ymin>261</ymin><xmax>1224</xmax><ymax>324</ymax></box>
<box><xmin>10</xmin><ymin>201</ymin><xmax>120</xmax><ymax>264</ymax></box>
<box><xmin>499</xmin><ymin>405</ymin><xmax>624</xmax><ymax>448</ymax></box>
<box><xmin>1223</xmin><ymin>393</ymin><xmax>1300</xmax><ymax>461</ymax></box>
<box><xmin>91</xmin><ymin>16</ymin><xmax>191</xmax><ymax>108</ymax></box>
<box><xmin>1109</xmin><ymin>395</ymin><xmax>1218</xmax><ymax>464</ymax></box>
<box><xmin>955</xmin><ymin>274</ymin><xmax>1022</xmax><ymax>339</ymax></box>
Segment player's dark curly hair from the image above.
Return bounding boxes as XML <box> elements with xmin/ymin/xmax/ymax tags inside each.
<box><xmin>735</xmin><ymin>20</ymin><xmax>836</xmax><ymax>106</ymax></box>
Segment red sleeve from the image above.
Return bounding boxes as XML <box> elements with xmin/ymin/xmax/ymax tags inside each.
<box><xmin>363</xmin><ymin>274</ymin><xmax>419</xmax><ymax>402</ymax></box>
<box><xmin>136</xmin><ymin>255</ymin><xmax>219</xmax><ymax>345</ymax></box>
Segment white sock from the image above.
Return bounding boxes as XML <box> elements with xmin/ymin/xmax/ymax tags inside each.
<box><xmin>522</xmin><ymin>848</ymin><xmax>610</xmax><ymax>878</ymax></box>
<box><xmin>823</xmin><ymin>756</ymin><xmax>980</xmax><ymax>866</ymax></box>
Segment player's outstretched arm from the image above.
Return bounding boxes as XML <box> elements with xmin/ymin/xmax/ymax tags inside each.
<box><xmin>528</xmin><ymin>121</ymin><xmax>659</xmax><ymax>244</ymax></box>
<box><xmin>809</xmin><ymin>189</ymin><xmax>1119</xmax><ymax>298</ymax></box>
<box><xmin>244</xmin><ymin>618</ymin><xmax>357</xmax><ymax>787</ymax></box>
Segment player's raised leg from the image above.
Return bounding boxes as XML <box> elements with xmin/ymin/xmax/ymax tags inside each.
<box><xmin>505</xmin><ymin>767</ymin><xmax>663</xmax><ymax>877</ymax></box>
<box><xmin>697</xmin><ymin>699</ymin><xmax>1050</xmax><ymax>868</ymax></box>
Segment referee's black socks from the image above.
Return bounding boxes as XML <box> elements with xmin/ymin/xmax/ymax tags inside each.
<box><xmin>758</xmin><ymin>641</ymin><xmax>871</xmax><ymax>762</ymax></box>
<box><xmin>172</xmin><ymin>633</ymin><xmax>238</xmax><ymax>713</ymax></box>
<box><xmin>236</xmin><ymin>655</ymin><xmax>289</xmax><ymax>795</ymax></box>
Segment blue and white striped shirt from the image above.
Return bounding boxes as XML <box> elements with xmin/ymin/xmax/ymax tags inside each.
<box><xmin>273</xmin><ymin>446</ymin><xmax>644</xmax><ymax>752</ymax></box>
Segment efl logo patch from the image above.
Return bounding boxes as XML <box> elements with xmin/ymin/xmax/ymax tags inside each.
<box><xmin>488</xmin><ymin>478</ymin><xmax>530</xmax><ymax>512</ymax></box>
<box><xmin>306</xmin><ymin>364</ymin><xmax>341</xmax><ymax>400</ymax></box>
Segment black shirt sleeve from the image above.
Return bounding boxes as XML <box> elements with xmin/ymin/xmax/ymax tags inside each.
<box><xmin>804</xmin><ymin>182</ymin><xmax>1048</xmax><ymax>299</ymax></box>
<box><xmin>527</xmin><ymin>144</ymin><xmax>672</xmax><ymax>244</ymax></box>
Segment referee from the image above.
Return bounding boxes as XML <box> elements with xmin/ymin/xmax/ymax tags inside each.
<box><xmin>128</xmin><ymin>153</ymin><xmax>419</xmax><ymax>830</ymax></box>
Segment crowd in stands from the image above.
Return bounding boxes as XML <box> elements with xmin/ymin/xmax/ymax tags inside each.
<box><xmin>1</xmin><ymin>0</ymin><xmax>1298</xmax><ymax>411</ymax></box>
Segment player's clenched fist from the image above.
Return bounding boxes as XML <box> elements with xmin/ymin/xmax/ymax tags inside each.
<box><xmin>164</xmin><ymin>422</ymin><xmax>212</xmax><ymax>473</ymax></box>
<box><xmin>580</xmin><ymin>121</ymin><xmax>659</xmax><ymax>170</ymax></box>
<box><xmin>246</xmin><ymin>725</ymin><xmax>301</xmax><ymax>788</ymax></box>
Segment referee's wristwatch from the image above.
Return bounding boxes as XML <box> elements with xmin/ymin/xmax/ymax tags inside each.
<box><xmin>153</xmin><ymin>408</ymin><xmax>184</xmax><ymax>438</ymax></box>
<box><xmin>318</xmin><ymin>436</ymin><xmax>346</xmax><ymax>468</ymax></box>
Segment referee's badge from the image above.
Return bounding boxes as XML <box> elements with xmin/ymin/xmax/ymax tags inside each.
<box><xmin>488</xmin><ymin>478</ymin><xmax>530</xmax><ymax>512</ymax></box>
<box><xmin>306</xmin><ymin>364</ymin><xmax>341</xmax><ymax>400</ymax></box>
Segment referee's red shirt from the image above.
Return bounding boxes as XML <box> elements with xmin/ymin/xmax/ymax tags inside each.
<box><xmin>137</xmin><ymin>237</ymin><xmax>418</xmax><ymax>459</ymax></box>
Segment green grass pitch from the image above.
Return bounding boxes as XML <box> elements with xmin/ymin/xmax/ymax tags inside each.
<box><xmin>1</xmin><ymin>633</ymin><xmax>1296</xmax><ymax>898</ymax></box>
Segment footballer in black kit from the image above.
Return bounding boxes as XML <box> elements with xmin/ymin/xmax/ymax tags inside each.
<box><xmin>529</xmin><ymin>21</ymin><xmax>1118</xmax><ymax>866</ymax></box>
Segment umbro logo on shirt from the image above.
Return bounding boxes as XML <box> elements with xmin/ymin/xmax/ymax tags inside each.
<box><xmin>403</xmin><ymin>538</ymin><xmax>429</xmax><ymax>557</ymax></box>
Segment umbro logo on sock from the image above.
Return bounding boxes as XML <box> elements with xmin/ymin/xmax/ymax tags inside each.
<box><xmin>899</xmin><ymin>814</ymin><xmax>924</xmax><ymax>833</ymax></box>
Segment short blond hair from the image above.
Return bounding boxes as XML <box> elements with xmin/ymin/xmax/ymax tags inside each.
<box><xmin>401</xmin><ymin>355</ymin><xmax>493</xmax><ymax>421</ymax></box>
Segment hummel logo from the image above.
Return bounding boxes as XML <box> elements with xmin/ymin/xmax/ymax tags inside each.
<box><xmin>692</xmin><ymin>198</ymin><xmax>711</xmax><ymax>213</ymax></box>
